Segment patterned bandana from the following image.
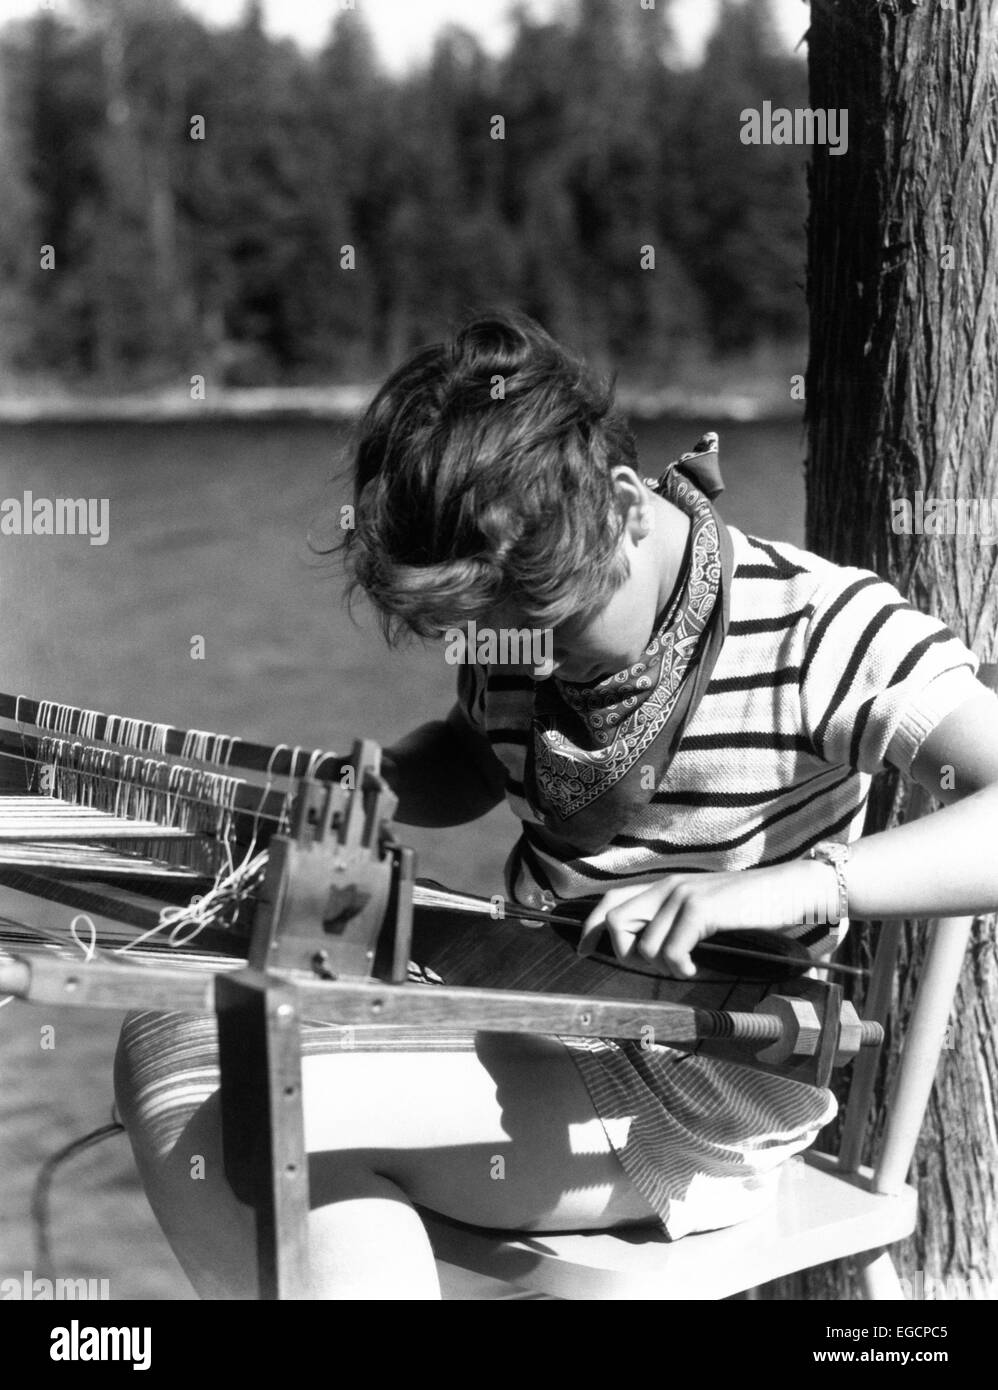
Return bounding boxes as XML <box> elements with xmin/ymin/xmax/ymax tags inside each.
<box><xmin>524</xmin><ymin>433</ymin><xmax>733</xmax><ymax>852</ymax></box>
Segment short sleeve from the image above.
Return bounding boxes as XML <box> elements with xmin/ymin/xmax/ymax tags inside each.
<box><xmin>798</xmin><ymin>567</ymin><xmax>980</xmax><ymax>776</ymax></box>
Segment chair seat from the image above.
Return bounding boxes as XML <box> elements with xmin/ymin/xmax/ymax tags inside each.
<box><xmin>424</xmin><ymin>1151</ymin><xmax>918</xmax><ymax>1300</ymax></box>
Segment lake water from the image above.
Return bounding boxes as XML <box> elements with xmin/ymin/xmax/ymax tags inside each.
<box><xmin>0</xmin><ymin>412</ymin><xmax>805</xmax><ymax>1299</ymax></box>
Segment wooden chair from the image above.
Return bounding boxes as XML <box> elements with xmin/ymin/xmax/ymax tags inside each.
<box><xmin>423</xmin><ymin>662</ymin><xmax>998</xmax><ymax>1300</ymax></box>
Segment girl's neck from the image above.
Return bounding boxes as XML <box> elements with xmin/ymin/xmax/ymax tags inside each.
<box><xmin>651</xmin><ymin>492</ymin><xmax>693</xmax><ymax>620</ymax></box>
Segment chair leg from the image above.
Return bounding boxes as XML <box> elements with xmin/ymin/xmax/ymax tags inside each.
<box><xmin>854</xmin><ymin>1247</ymin><xmax>905</xmax><ymax>1300</ymax></box>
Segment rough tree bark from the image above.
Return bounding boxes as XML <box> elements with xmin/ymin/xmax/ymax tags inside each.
<box><xmin>777</xmin><ymin>0</ymin><xmax>998</xmax><ymax>1300</ymax></box>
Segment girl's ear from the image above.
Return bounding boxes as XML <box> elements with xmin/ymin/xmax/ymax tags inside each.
<box><xmin>611</xmin><ymin>467</ymin><xmax>652</xmax><ymax>537</ymax></box>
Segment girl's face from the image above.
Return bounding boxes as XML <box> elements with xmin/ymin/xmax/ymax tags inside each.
<box><xmin>545</xmin><ymin>524</ymin><xmax>667</xmax><ymax>683</ymax></box>
<box><xmin>492</xmin><ymin>470</ymin><xmax>689</xmax><ymax>685</ymax></box>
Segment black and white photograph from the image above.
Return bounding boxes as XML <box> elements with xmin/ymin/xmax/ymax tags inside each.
<box><xmin>0</xmin><ymin>0</ymin><xmax>995</xmax><ymax>1335</ymax></box>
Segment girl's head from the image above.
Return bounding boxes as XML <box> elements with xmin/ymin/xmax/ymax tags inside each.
<box><xmin>342</xmin><ymin>310</ymin><xmax>670</xmax><ymax>679</ymax></box>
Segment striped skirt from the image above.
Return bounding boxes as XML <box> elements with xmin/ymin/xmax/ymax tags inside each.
<box><xmin>560</xmin><ymin>1036</ymin><xmax>836</xmax><ymax>1238</ymax></box>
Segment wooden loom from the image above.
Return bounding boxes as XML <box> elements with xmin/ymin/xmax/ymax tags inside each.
<box><xmin>0</xmin><ymin>692</ymin><xmax>883</xmax><ymax>1299</ymax></box>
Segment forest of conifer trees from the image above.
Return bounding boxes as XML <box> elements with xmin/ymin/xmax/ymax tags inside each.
<box><xmin>0</xmin><ymin>0</ymin><xmax>809</xmax><ymax>392</ymax></box>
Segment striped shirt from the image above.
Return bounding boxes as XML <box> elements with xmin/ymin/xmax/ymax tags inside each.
<box><xmin>455</xmin><ymin>527</ymin><xmax>981</xmax><ymax>1237</ymax></box>
<box><xmin>458</xmin><ymin>526</ymin><xmax>979</xmax><ymax>926</ymax></box>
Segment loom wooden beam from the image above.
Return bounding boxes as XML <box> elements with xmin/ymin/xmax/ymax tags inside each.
<box><xmin>0</xmin><ymin>952</ymin><xmax>882</xmax><ymax>1077</ymax></box>
<box><xmin>215</xmin><ymin>969</ymin><xmax>310</xmax><ymax>1300</ymax></box>
<box><xmin>0</xmin><ymin>951</ymin><xmax>217</xmax><ymax>1011</ymax></box>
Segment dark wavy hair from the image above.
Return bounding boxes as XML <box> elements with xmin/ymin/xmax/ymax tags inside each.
<box><xmin>339</xmin><ymin>310</ymin><xmax>637</xmax><ymax>644</ymax></box>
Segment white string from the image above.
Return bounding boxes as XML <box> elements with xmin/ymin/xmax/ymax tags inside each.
<box><xmin>112</xmin><ymin>736</ymin><xmax>305</xmax><ymax>953</ymax></box>
<box><xmin>69</xmin><ymin>913</ymin><xmax>97</xmax><ymax>963</ymax></box>
<box><xmin>115</xmin><ymin>846</ymin><xmax>269</xmax><ymax>955</ymax></box>
<box><xmin>117</xmin><ymin>732</ymin><xmax>266</xmax><ymax>955</ymax></box>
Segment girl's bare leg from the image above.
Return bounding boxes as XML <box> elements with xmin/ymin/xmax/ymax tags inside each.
<box><xmin>114</xmin><ymin>1021</ymin><xmax>657</xmax><ymax>1300</ymax></box>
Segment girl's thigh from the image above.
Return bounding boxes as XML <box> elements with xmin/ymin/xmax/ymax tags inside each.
<box><xmin>115</xmin><ymin>1014</ymin><xmax>658</xmax><ymax>1233</ymax></box>
<box><xmin>305</xmin><ymin>1031</ymin><xmax>658</xmax><ymax>1230</ymax></box>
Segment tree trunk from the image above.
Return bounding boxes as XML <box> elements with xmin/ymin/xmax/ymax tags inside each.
<box><xmin>778</xmin><ymin>0</ymin><xmax>998</xmax><ymax>1299</ymax></box>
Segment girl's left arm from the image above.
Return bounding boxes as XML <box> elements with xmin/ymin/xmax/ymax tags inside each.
<box><xmin>845</xmin><ymin>685</ymin><xmax>998</xmax><ymax>919</ymax></box>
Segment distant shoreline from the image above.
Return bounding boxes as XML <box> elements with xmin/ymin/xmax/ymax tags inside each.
<box><xmin>0</xmin><ymin>383</ymin><xmax>803</xmax><ymax>427</ymax></box>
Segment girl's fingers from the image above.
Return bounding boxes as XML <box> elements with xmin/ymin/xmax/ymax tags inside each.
<box><xmin>604</xmin><ymin>919</ymin><xmax>643</xmax><ymax>963</ymax></box>
<box><xmin>633</xmin><ymin>899</ymin><xmax>683</xmax><ymax>960</ymax></box>
<box><xmin>656</xmin><ymin>909</ymin><xmax>703</xmax><ymax>978</ymax></box>
<box><xmin>662</xmin><ymin>909</ymin><xmax>723</xmax><ymax>979</ymax></box>
<box><xmin>579</xmin><ymin>882</ymin><xmax>674</xmax><ymax>955</ymax></box>
<box><xmin>581</xmin><ymin>884</ymin><xmax>642</xmax><ymax>931</ymax></box>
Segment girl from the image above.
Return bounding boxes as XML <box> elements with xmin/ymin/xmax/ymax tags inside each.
<box><xmin>115</xmin><ymin>311</ymin><xmax>998</xmax><ymax>1299</ymax></box>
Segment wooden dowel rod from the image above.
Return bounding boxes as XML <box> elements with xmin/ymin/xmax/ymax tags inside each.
<box><xmin>0</xmin><ymin>952</ymin><xmax>884</xmax><ymax>1051</ymax></box>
